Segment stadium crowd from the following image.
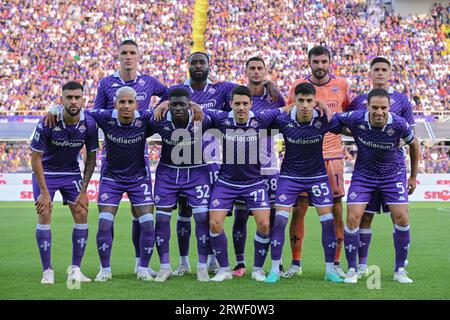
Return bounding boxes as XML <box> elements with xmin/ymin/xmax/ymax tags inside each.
<box><xmin>0</xmin><ymin>0</ymin><xmax>449</xmax><ymax>115</ymax></box>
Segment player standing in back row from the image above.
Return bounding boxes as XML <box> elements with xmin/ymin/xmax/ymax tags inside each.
<box><xmin>285</xmin><ymin>46</ymin><xmax>351</xmax><ymax>278</ymax></box>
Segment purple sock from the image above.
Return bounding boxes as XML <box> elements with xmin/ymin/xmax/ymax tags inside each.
<box><xmin>270</xmin><ymin>212</ymin><xmax>289</xmax><ymax>261</ymax></box>
<box><xmin>344</xmin><ymin>226</ymin><xmax>359</xmax><ymax>270</ymax></box>
<box><xmin>96</xmin><ymin>213</ymin><xmax>114</xmax><ymax>268</ymax></box>
<box><xmin>233</xmin><ymin>207</ymin><xmax>249</xmax><ymax>264</ymax></box>
<box><xmin>155</xmin><ymin>211</ymin><xmax>172</xmax><ymax>264</ymax></box>
<box><xmin>132</xmin><ymin>218</ymin><xmax>140</xmax><ymax>258</ymax></box>
<box><xmin>358</xmin><ymin>228</ymin><xmax>372</xmax><ymax>265</ymax></box>
<box><xmin>72</xmin><ymin>224</ymin><xmax>88</xmax><ymax>267</ymax></box>
<box><xmin>139</xmin><ymin>214</ymin><xmax>155</xmax><ymax>268</ymax></box>
<box><xmin>36</xmin><ymin>224</ymin><xmax>52</xmax><ymax>271</ymax></box>
<box><xmin>193</xmin><ymin>209</ymin><xmax>209</xmax><ymax>264</ymax></box>
<box><xmin>177</xmin><ymin>215</ymin><xmax>191</xmax><ymax>258</ymax></box>
<box><xmin>254</xmin><ymin>231</ymin><xmax>270</xmax><ymax>268</ymax></box>
<box><xmin>320</xmin><ymin>214</ymin><xmax>337</xmax><ymax>263</ymax></box>
<box><xmin>210</xmin><ymin>231</ymin><xmax>229</xmax><ymax>268</ymax></box>
<box><xmin>393</xmin><ymin>224</ymin><xmax>410</xmax><ymax>272</ymax></box>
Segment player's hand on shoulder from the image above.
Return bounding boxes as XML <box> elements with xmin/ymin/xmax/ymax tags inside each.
<box><xmin>189</xmin><ymin>102</ymin><xmax>204</xmax><ymax>121</ymax></box>
<box><xmin>281</xmin><ymin>103</ymin><xmax>296</xmax><ymax>114</ymax></box>
<box><xmin>264</xmin><ymin>81</ymin><xmax>279</xmax><ymax>102</ymax></box>
<box><xmin>315</xmin><ymin>100</ymin><xmax>332</xmax><ymax>122</ymax></box>
<box><xmin>153</xmin><ymin>101</ymin><xmax>169</xmax><ymax>121</ymax></box>
<box><xmin>43</xmin><ymin>104</ymin><xmax>59</xmax><ymax>128</ymax></box>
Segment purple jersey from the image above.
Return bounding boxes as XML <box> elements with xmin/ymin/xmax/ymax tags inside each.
<box><xmin>30</xmin><ymin>109</ymin><xmax>99</xmax><ymax>174</ymax></box>
<box><xmin>205</xmin><ymin>108</ymin><xmax>282</xmax><ymax>185</ymax></box>
<box><xmin>153</xmin><ymin>111</ymin><xmax>213</xmax><ymax>167</ymax></box>
<box><xmin>93</xmin><ymin>71</ymin><xmax>168</xmax><ymax>110</ymax></box>
<box><xmin>273</xmin><ymin>108</ymin><xmax>335</xmax><ymax>178</ymax></box>
<box><xmin>331</xmin><ymin>110</ymin><xmax>415</xmax><ymax>180</ymax></box>
<box><xmin>88</xmin><ymin>109</ymin><xmax>155</xmax><ymax>182</ymax></box>
<box><xmin>164</xmin><ymin>80</ymin><xmax>237</xmax><ymax>111</ymax></box>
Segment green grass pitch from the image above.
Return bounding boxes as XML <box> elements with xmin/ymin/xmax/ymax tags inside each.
<box><xmin>0</xmin><ymin>201</ymin><xmax>449</xmax><ymax>300</ymax></box>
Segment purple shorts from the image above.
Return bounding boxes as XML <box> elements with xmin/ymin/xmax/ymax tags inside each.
<box><xmin>275</xmin><ymin>176</ymin><xmax>333</xmax><ymax>208</ymax></box>
<box><xmin>98</xmin><ymin>177</ymin><xmax>154</xmax><ymax>207</ymax></box>
<box><xmin>32</xmin><ymin>173</ymin><xmax>82</xmax><ymax>205</ymax></box>
<box><xmin>347</xmin><ymin>173</ymin><xmax>408</xmax><ymax>206</ymax></box>
<box><xmin>365</xmin><ymin>171</ymin><xmax>407</xmax><ymax>214</ymax></box>
<box><xmin>235</xmin><ymin>173</ymin><xmax>278</xmax><ymax>208</ymax></box>
<box><xmin>154</xmin><ymin>164</ymin><xmax>211</xmax><ymax>209</ymax></box>
<box><xmin>209</xmin><ymin>179</ymin><xmax>270</xmax><ymax>212</ymax></box>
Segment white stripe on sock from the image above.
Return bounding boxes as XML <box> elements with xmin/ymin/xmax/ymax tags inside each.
<box><xmin>132</xmin><ymin>217</ymin><xmax>139</xmax><ymax>222</ymax></box>
<box><xmin>177</xmin><ymin>216</ymin><xmax>191</xmax><ymax>222</ymax></box>
<box><xmin>319</xmin><ymin>213</ymin><xmax>333</xmax><ymax>222</ymax></box>
<box><xmin>394</xmin><ymin>224</ymin><xmax>410</xmax><ymax>232</ymax></box>
<box><xmin>209</xmin><ymin>231</ymin><xmax>221</xmax><ymax>237</ymax></box>
<box><xmin>36</xmin><ymin>224</ymin><xmax>51</xmax><ymax>231</ymax></box>
<box><xmin>192</xmin><ymin>207</ymin><xmax>208</xmax><ymax>214</ymax></box>
<box><xmin>276</xmin><ymin>211</ymin><xmax>289</xmax><ymax>219</ymax></box>
<box><xmin>138</xmin><ymin>213</ymin><xmax>153</xmax><ymax>224</ymax></box>
<box><xmin>344</xmin><ymin>225</ymin><xmax>359</xmax><ymax>234</ymax></box>
<box><xmin>74</xmin><ymin>223</ymin><xmax>88</xmax><ymax>230</ymax></box>
<box><xmin>254</xmin><ymin>233</ymin><xmax>270</xmax><ymax>244</ymax></box>
<box><xmin>156</xmin><ymin>211</ymin><xmax>172</xmax><ymax>217</ymax></box>
<box><xmin>99</xmin><ymin>212</ymin><xmax>114</xmax><ymax>221</ymax></box>
<box><xmin>359</xmin><ymin>228</ymin><xmax>372</xmax><ymax>234</ymax></box>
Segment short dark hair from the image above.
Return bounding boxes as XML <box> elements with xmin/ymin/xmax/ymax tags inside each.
<box><xmin>294</xmin><ymin>82</ymin><xmax>316</xmax><ymax>96</ymax></box>
<box><xmin>308</xmin><ymin>46</ymin><xmax>331</xmax><ymax>61</ymax></box>
<box><xmin>62</xmin><ymin>81</ymin><xmax>83</xmax><ymax>92</ymax></box>
<box><xmin>119</xmin><ymin>39</ymin><xmax>138</xmax><ymax>48</ymax></box>
<box><xmin>231</xmin><ymin>85</ymin><xmax>252</xmax><ymax>101</ymax></box>
<box><xmin>189</xmin><ymin>52</ymin><xmax>210</xmax><ymax>63</ymax></box>
<box><xmin>367</xmin><ymin>88</ymin><xmax>390</xmax><ymax>104</ymax></box>
<box><xmin>370</xmin><ymin>56</ymin><xmax>391</xmax><ymax>68</ymax></box>
<box><xmin>245</xmin><ymin>57</ymin><xmax>266</xmax><ymax>68</ymax></box>
<box><xmin>169</xmin><ymin>87</ymin><xmax>190</xmax><ymax>99</ymax></box>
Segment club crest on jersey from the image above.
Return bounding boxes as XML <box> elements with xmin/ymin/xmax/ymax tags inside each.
<box><xmin>78</xmin><ymin>124</ymin><xmax>86</xmax><ymax>133</ymax></box>
<box><xmin>111</xmin><ymin>83</ymin><xmax>120</xmax><ymax>88</ymax></box>
<box><xmin>386</xmin><ymin>128</ymin><xmax>395</xmax><ymax>136</ymax></box>
<box><xmin>208</xmin><ymin>87</ymin><xmax>216</xmax><ymax>95</ymax></box>
<box><xmin>279</xmin><ymin>194</ymin><xmax>287</xmax><ymax>202</ymax></box>
<box><xmin>349</xmin><ymin>192</ymin><xmax>357</xmax><ymax>200</ymax></box>
<box><xmin>314</xmin><ymin>121</ymin><xmax>322</xmax><ymax>129</ymax></box>
<box><xmin>331</xmin><ymin>85</ymin><xmax>339</xmax><ymax>93</ymax></box>
<box><xmin>135</xmin><ymin>120</ymin><xmax>142</xmax><ymax>128</ymax></box>
<box><xmin>212</xmin><ymin>199</ymin><xmax>220</xmax><ymax>207</ymax></box>
<box><xmin>250</xmin><ymin>119</ymin><xmax>260</xmax><ymax>128</ymax></box>
<box><xmin>154</xmin><ymin>195</ymin><xmax>160</xmax><ymax>204</ymax></box>
<box><xmin>100</xmin><ymin>193</ymin><xmax>109</xmax><ymax>201</ymax></box>
<box><xmin>138</xmin><ymin>79</ymin><xmax>145</xmax><ymax>86</ymax></box>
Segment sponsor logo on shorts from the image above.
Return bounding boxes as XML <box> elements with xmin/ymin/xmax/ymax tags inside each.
<box><xmin>212</xmin><ymin>199</ymin><xmax>220</xmax><ymax>207</ymax></box>
<box><xmin>349</xmin><ymin>192</ymin><xmax>357</xmax><ymax>200</ymax></box>
<box><xmin>261</xmin><ymin>201</ymin><xmax>268</xmax><ymax>207</ymax></box>
<box><xmin>144</xmin><ymin>196</ymin><xmax>152</xmax><ymax>202</ymax></box>
<box><xmin>201</xmin><ymin>199</ymin><xmax>209</xmax><ymax>205</ymax></box>
<box><xmin>323</xmin><ymin>198</ymin><xmax>331</xmax><ymax>204</ymax></box>
<box><xmin>279</xmin><ymin>194</ymin><xmax>287</xmax><ymax>202</ymax></box>
<box><xmin>398</xmin><ymin>196</ymin><xmax>406</xmax><ymax>201</ymax></box>
<box><xmin>154</xmin><ymin>195</ymin><xmax>160</xmax><ymax>203</ymax></box>
<box><xmin>100</xmin><ymin>193</ymin><xmax>109</xmax><ymax>201</ymax></box>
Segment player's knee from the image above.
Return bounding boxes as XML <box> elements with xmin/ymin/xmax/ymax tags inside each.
<box><xmin>209</xmin><ymin>219</ymin><xmax>223</xmax><ymax>234</ymax></box>
<box><xmin>256</xmin><ymin>220</ymin><xmax>270</xmax><ymax>235</ymax></box>
<box><xmin>360</xmin><ymin>213</ymin><xmax>373</xmax><ymax>228</ymax></box>
<box><xmin>393</xmin><ymin>214</ymin><xmax>409</xmax><ymax>226</ymax></box>
<box><xmin>346</xmin><ymin>214</ymin><xmax>360</xmax><ymax>229</ymax></box>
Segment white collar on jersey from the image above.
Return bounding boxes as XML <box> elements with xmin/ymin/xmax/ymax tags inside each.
<box><xmin>114</xmin><ymin>70</ymin><xmax>142</xmax><ymax>84</ymax></box>
<box><xmin>112</xmin><ymin>109</ymin><xmax>141</xmax><ymax>126</ymax></box>
<box><xmin>183</xmin><ymin>79</ymin><xmax>213</xmax><ymax>93</ymax></box>
<box><xmin>364</xmin><ymin>111</ymin><xmax>393</xmax><ymax>131</ymax></box>
<box><xmin>166</xmin><ymin>109</ymin><xmax>193</xmax><ymax>129</ymax></box>
<box><xmin>56</xmin><ymin>106</ymin><xmax>86</xmax><ymax>129</ymax></box>
<box><xmin>290</xmin><ymin>107</ymin><xmax>319</xmax><ymax>126</ymax></box>
<box><xmin>227</xmin><ymin>110</ymin><xmax>255</xmax><ymax>126</ymax></box>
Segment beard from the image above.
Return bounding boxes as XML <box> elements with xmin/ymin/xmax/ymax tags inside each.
<box><xmin>65</xmin><ymin>106</ymin><xmax>81</xmax><ymax>117</ymax></box>
<box><xmin>189</xmin><ymin>69</ymin><xmax>209</xmax><ymax>82</ymax></box>
<box><xmin>312</xmin><ymin>69</ymin><xmax>328</xmax><ymax>80</ymax></box>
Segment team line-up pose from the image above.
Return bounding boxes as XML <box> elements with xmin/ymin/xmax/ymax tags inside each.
<box><xmin>34</xmin><ymin>43</ymin><xmax>419</xmax><ymax>285</ymax></box>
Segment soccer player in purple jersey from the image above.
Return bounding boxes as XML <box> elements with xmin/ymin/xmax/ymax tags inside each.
<box><xmin>266</xmin><ymin>82</ymin><xmax>344</xmax><ymax>284</ymax></box>
<box><xmin>347</xmin><ymin>57</ymin><xmax>415</xmax><ymax>278</ymax></box>
<box><xmin>156</xmin><ymin>52</ymin><xmax>281</xmax><ymax>276</ymax></box>
<box><xmin>230</xmin><ymin>57</ymin><xmax>286</xmax><ymax>277</ymax></box>
<box><xmin>151</xmin><ymin>88</ymin><xmax>214</xmax><ymax>282</ymax></box>
<box><xmin>49</xmin><ymin>87</ymin><xmax>159</xmax><ymax>282</ymax></box>
<box><xmin>331</xmin><ymin>88</ymin><xmax>419</xmax><ymax>284</ymax></box>
<box><xmin>31</xmin><ymin>81</ymin><xmax>98</xmax><ymax>284</ymax></box>
<box><xmin>204</xmin><ymin>86</ymin><xmax>292</xmax><ymax>282</ymax></box>
<box><xmin>93</xmin><ymin>40</ymin><xmax>167</xmax><ymax>276</ymax></box>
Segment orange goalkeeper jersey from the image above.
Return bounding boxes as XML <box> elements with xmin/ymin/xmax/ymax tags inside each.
<box><xmin>287</xmin><ymin>74</ymin><xmax>351</xmax><ymax>159</ymax></box>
